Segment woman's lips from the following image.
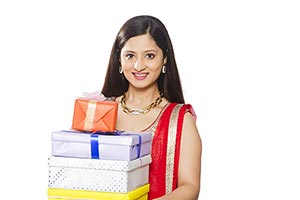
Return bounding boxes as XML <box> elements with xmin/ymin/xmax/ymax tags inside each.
<box><xmin>132</xmin><ymin>72</ymin><xmax>148</xmax><ymax>80</ymax></box>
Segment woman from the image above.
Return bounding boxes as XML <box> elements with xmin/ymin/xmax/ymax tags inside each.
<box><xmin>101</xmin><ymin>15</ymin><xmax>202</xmax><ymax>200</ymax></box>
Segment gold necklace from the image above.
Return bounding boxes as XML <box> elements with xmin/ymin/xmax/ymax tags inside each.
<box><xmin>120</xmin><ymin>92</ymin><xmax>163</xmax><ymax>115</ymax></box>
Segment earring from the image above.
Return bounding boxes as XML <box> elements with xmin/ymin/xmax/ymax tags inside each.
<box><xmin>162</xmin><ymin>65</ymin><xmax>166</xmax><ymax>74</ymax></box>
<box><xmin>119</xmin><ymin>66</ymin><xmax>123</xmax><ymax>74</ymax></box>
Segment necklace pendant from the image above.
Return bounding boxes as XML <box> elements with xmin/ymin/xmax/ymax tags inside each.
<box><xmin>131</xmin><ymin>109</ymin><xmax>143</xmax><ymax>115</ymax></box>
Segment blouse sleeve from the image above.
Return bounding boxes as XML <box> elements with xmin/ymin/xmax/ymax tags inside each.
<box><xmin>184</xmin><ymin>104</ymin><xmax>197</xmax><ymax>121</ymax></box>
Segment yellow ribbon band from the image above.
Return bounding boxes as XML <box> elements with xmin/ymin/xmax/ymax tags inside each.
<box><xmin>84</xmin><ymin>100</ymin><xmax>97</xmax><ymax>131</ymax></box>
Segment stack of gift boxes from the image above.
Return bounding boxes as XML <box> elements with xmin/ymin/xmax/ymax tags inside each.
<box><xmin>47</xmin><ymin>95</ymin><xmax>152</xmax><ymax>199</ymax></box>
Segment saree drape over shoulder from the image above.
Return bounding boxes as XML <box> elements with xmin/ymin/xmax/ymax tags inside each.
<box><xmin>146</xmin><ymin>103</ymin><xmax>196</xmax><ymax>200</ymax></box>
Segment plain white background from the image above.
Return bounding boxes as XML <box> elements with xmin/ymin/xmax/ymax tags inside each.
<box><xmin>0</xmin><ymin>0</ymin><xmax>299</xmax><ymax>199</ymax></box>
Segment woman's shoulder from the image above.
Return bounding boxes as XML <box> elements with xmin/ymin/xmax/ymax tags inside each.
<box><xmin>168</xmin><ymin>102</ymin><xmax>197</xmax><ymax>119</ymax></box>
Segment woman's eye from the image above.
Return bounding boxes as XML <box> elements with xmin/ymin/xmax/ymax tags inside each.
<box><xmin>125</xmin><ymin>54</ymin><xmax>134</xmax><ymax>59</ymax></box>
<box><xmin>146</xmin><ymin>53</ymin><xmax>155</xmax><ymax>59</ymax></box>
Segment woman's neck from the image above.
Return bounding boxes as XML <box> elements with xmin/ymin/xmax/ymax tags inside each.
<box><xmin>125</xmin><ymin>86</ymin><xmax>161</xmax><ymax>108</ymax></box>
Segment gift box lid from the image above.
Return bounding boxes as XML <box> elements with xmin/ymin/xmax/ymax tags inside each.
<box><xmin>52</xmin><ymin>130</ymin><xmax>152</xmax><ymax>146</ymax></box>
<box><xmin>48</xmin><ymin>184</ymin><xmax>149</xmax><ymax>199</ymax></box>
<box><xmin>48</xmin><ymin>154</ymin><xmax>151</xmax><ymax>171</ymax></box>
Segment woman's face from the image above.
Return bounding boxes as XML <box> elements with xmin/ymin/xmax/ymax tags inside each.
<box><xmin>120</xmin><ymin>33</ymin><xmax>166</xmax><ymax>90</ymax></box>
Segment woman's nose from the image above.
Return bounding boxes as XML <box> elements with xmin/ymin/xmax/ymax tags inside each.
<box><xmin>133</xmin><ymin>58</ymin><xmax>146</xmax><ymax>71</ymax></box>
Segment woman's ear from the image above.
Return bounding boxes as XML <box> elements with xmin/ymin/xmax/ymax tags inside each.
<box><xmin>163</xmin><ymin>57</ymin><xmax>167</xmax><ymax>65</ymax></box>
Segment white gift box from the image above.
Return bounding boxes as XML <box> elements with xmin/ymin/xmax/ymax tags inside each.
<box><xmin>48</xmin><ymin>155</ymin><xmax>151</xmax><ymax>193</ymax></box>
<box><xmin>52</xmin><ymin>130</ymin><xmax>152</xmax><ymax>161</ymax></box>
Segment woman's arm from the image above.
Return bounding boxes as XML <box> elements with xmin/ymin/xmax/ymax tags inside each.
<box><xmin>154</xmin><ymin>112</ymin><xmax>202</xmax><ymax>200</ymax></box>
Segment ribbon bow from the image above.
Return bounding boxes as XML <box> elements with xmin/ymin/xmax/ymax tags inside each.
<box><xmin>80</xmin><ymin>90</ymin><xmax>107</xmax><ymax>101</ymax></box>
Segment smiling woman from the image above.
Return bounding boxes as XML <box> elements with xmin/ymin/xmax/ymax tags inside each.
<box><xmin>101</xmin><ymin>15</ymin><xmax>202</xmax><ymax>200</ymax></box>
<box><xmin>120</xmin><ymin>34</ymin><xmax>167</xmax><ymax>90</ymax></box>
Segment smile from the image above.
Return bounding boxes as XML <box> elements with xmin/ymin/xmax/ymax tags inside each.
<box><xmin>132</xmin><ymin>72</ymin><xmax>148</xmax><ymax>80</ymax></box>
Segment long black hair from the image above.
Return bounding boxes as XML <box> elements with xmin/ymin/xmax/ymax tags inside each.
<box><xmin>101</xmin><ymin>15</ymin><xmax>185</xmax><ymax>103</ymax></box>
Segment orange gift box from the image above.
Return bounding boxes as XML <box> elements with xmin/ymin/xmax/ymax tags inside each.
<box><xmin>72</xmin><ymin>99</ymin><xmax>118</xmax><ymax>132</ymax></box>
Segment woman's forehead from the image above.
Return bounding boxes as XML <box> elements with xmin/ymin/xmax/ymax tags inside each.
<box><xmin>122</xmin><ymin>34</ymin><xmax>161</xmax><ymax>52</ymax></box>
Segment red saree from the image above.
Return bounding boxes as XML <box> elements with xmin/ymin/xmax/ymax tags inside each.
<box><xmin>147</xmin><ymin>103</ymin><xmax>196</xmax><ymax>200</ymax></box>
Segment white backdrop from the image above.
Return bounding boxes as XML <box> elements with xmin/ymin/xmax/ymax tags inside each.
<box><xmin>0</xmin><ymin>0</ymin><xmax>299</xmax><ymax>199</ymax></box>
